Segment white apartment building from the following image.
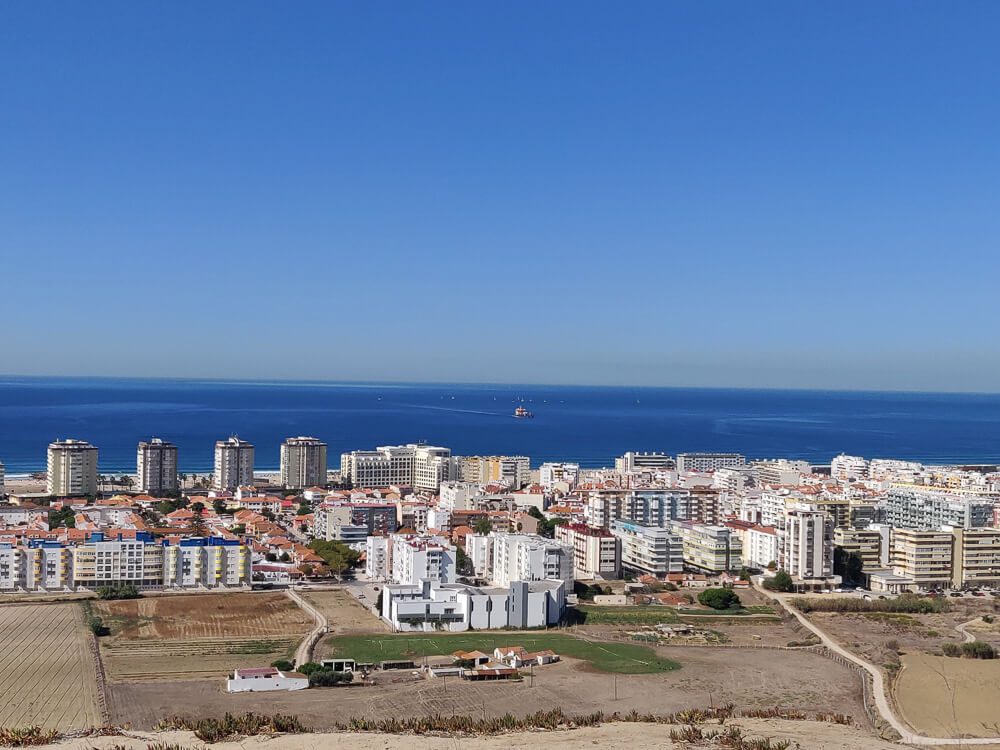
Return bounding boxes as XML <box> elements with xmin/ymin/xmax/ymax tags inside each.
<box><xmin>554</xmin><ymin>523</ymin><xmax>621</xmax><ymax>579</ymax></box>
<box><xmin>831</xmin><ymin>454</ymin><xmax>869</xmax><ymax>481</ymax></box>
<box><xmin>365</xmin><ymin>535</ymin><xmax>390</xmax><ymax>581</ymax></box>
<box><xmin>713</xmin><ymin>468</ymin><xmax>748</xmax><ymax>493</ymax></box>
<box><xmin>73</xmin><ymin>539</ymin><xmax>164</xmax><ymax>589</ymax></box>
<box><xmin>676</xmin><ymin>453</ymin><xmax>745</xmax><ymax>473</ymax></box>
<box><xmin>0</xmin><ymin>545</ymin><xmax>19</xmax><ymax>589</ymax></box>
<box><xmin>439</xmin><ymin>481</ymin><xmax>482</xmax><ymax>511</ymax></box>
<box><xmin>781</xmin><ymin>510</ymin><xmax>834</xmax><ymax>580</ymax></box>
<box><xmin>539</xmin><ymin>462</ymin><xmax>579</xmax><ymax>490</ymax></box>
<box><xmin>390</xmin><ymin>534</ymin><xmax>456</xmax><ymax>585</ymax></box>
<box><xmin>162</xmin><ymin>539</ymin><xmax>250</xmax><ymax>589</ymax></box>
<box><xmin>753</xmin><ymin>459</ymin><xmax>810</xmax><ymax>487</ymax></box>
<box><xmin>453</xmin><ymin>455</ymin><xmax>531</xmax><ymax>489</ymax></box>
<box><xmin>280</xmin><ymin>436</ymin><xmax>327</xmax><ymax>489</ymax></box>
<box><xmin>340</xmin><ymin>443</ymin><xmax>451</xmax><ymax>492</ymax></box>
<box><xmin>480</xmin><ymin>533</ymin><xmax>573</xmax><ymax>587</ymax></box>
<box><xmin>214</xmin><ymin>437</ymin><xmax>254</xmax><ymax>490</ymax></box>
<box><xmin>610</xmin><ymin>521</ymin><xmax>684</xmax><ymax>577</ymax></box>
<box><xmin>670</xmin><ymin>521</ymin><xmax>742</xmax><ymax>574</ymax></box>
<box><xmin>22</xmin><ymin>543</ymin><xmax>73</xmax><ymax>591</ymax></box>
<box><xmin>742</xmin><ymin>525</ymin><xmax>778</xmax><ymax>569</ymax></box>
<box><xmin>381</xmin><ymin>578</ymin><xmax>565</xmax><ymax>632</ymax></box>
<box><xmin>47</xmin><ymin>439</ymin><xmax>98</xmax><ymax>497</ymax></box>
<box><xmin>615</xmin><ymin>452</ymin><xmax>675</xmax><ymax>474</ymax></box>
<box><xmin>427</xmin><ymin>507</ymin><xmax>452</xmax><ymax>534</ymax></box>
<box><xmin>137</xmin><ymin>438</ymin><xmax>178</xmax><ymax>494</ymax></box>
<box><xmin>879</xmin><ymin>487</ymin><xmax>994</xmax><ymax>529</ymax></box>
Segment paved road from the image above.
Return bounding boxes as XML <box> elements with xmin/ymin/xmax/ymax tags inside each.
<box><xmin>287</xmin><ymin>588</ymin><xmax>327</xmax><ymax>667</ymax></box>
<box><xmin>756</xmin><ymin>585</ymin><xmax>1000</xmax><ymax>746</ymax></box>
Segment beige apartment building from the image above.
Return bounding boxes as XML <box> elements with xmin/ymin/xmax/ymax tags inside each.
<box><xmin>214</xmin><ymin>437</ymin><xmax>254</xmax><ymax>490</ymax></box>
<box><xmin>280</xmin><ymin>436</ymin><xmax>327</xmax><ymax>489</ymax></box>
<box><xmin>890</xmin><ymin>528</ymin><xmax>956</xmax><ymax>590</ymax></box>
<box><xmin>46</xmin><ymin>439</ymin><xmax>98</xmax><ymax>497</ymax></box>
<box><xmin>137</xmin><ymin>438</ymin><xmax>178</xmax><ymax>494</ymax></box>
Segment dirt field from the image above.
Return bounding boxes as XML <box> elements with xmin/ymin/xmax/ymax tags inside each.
<box><xmin>0</xmin><ymin>603</ymin><xmax>102</xmax><ymax>729</ymax></box>
<box><xmin>110</xmin><ymin>645</ymin><xmax>865</xmax><ymax>729</ymax></box>
<box><xmin>302</xmin><ymin>589</ymin><xmax>387</xmax><ymax>635</ymax></box>
<box><xmin>809</xmin><ymin>599</ymin><xmax>999</xmax><ymax>667</ymax></box>
<box><xmin>95</xmin><ymin>592</ymin><xmax>313</xmax><ymax>684</ymax></box>
<box><xmin>92</xmin><ymin>591</ymin><xmax>311</xmax><ymax>639</ymax></box>
<box><xmin>895</xmin><ymin>651</ymin><xmax>1000</xmax><ymax>739</ymax></box>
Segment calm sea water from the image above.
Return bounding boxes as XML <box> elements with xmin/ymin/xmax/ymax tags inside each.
<box><xmin>2</xmin><ymin>377</ymin><xmax>1000</xmax><ymax>473</ymax></box>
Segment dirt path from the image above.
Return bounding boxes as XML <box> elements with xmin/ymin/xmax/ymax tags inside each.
<box><xmin>757</xmin><ymin>585</ymin><xmax>1000</xmax><ymax>746</ymax></box>
<box><xmin>955</xmin><ymin>616</ymin><xmax>983</xmax><ymax>643</ymax></box>
<box><xmin>288</xmin><ymin>588</ymin><xmax>327</xmax><ymax>666</ymax></box>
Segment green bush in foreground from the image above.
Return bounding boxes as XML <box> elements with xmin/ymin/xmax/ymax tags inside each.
<box><xmin>697</xmin><ymin>588</ymin><xmax>741</xmax><ymax>610</ymax></box>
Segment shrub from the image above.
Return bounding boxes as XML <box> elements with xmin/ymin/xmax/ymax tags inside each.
<box><xmin>792</xmin><ymin>593</ymin><xmax>949</xmax><ymax>615</ymax></box>
<box><xmin>270</xmin><ymin>659</ymin><xmax>294</xmax><ymax>671</ymax></box>
<box><xmin>96</xmin><ymin>582</ymin><xmax>140</xmax><ymax>600</ymax></box>
<box><xmin>88</xmin><ymin>616</ymin><xmax>109</xmax><ymax>637</ymax></box>
<box><xmin>308</xmin><ymin>669</ymin><xmax>354</xmax><ymax>687</ymax></box>
<box><xmin>961</xmin><ymin>641</ymin><xmax>996</xmax><ymax>659</ymax></box>
<box><xmin>296</xmin><ymin>662</ymin><xmax>323</xmax><ymax>675</ymax></box>
<box><xmin>762</xmin><ymin>570</ymin><xmax>794</xmax><ymax>593</ymax></box>
<box><xmin>697</xmin><ymin>588</ymin><xmax>741</xmax><ymax>610</ymax></box>
<box><xmin>941</xmin><ymin>642</ymin><xmax>962</xmax><ymax>657</ymax></box>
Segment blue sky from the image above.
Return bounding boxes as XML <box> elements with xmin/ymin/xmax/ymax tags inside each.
<box><xmin>2</xmin><ymin>2</ymin><xmax>999</xmax><ymax>390</ymax></box>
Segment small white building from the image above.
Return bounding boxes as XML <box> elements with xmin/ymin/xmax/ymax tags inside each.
<box><xmin>226</xmin><ymin>667</ymin><xmax>308</xmax><ymax>692</ymax></box>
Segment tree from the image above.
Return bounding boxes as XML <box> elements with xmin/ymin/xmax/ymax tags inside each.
<box><xmin>697</xmin><ymin>588</ymin><xmax>741</xmax><ymax>610</ymax></box>
<box><xmin>212</xmin><ymin>498</ymin><xmax>226</xmax><ymax>515</ymax></box>
<box><xmin>299</xmin><ymin>564</ymin><xmax>314</xmax><ymax>577</ymax></box>
<box><xmin>297</xmin><ymin>661</ymin><xmax>322</xmax><ymax>675</ymax></box>
<box><xmin>833</xmin><ymin>548</ymin><xmax>865</xmax><ymax>588</ymax></box>
<box><xmin>763</xmin><ymin>569</ymin><xmax>794</xmax><ymax>593</ymax></box>
<box><xmin>297</xmin><ymin>503</ymin><xmax>311</xmax><ymax>516</ymax></box>
<box><xmin>374</xmin><ymin>590</ymin><xmax>383</xmax><ymax>611</ymax></box>
<box><xmin>308</xmin><ymin>669</ymin><xmax>352</xmax><ymax>687</ymax></box>
<box><xmin>279</xmin><ymin>551</ymin><xmax>291</xmax><ymax>563</ymax></box>
<box><xmin>88</xmin><ymin>616</ymin><xmax>108</xmax><ymax>636</ymax></box>
<box><xmin>474</xmin><ymin>518</ymin><xmax>492</xmax><ymax>535</ymax></box>
<box><xmin>190</xmin><ymin>501</ymin><xmax>205</xmax><ymax>514</ymax></box>
<box><xmin>49</xmin><ymin>507</ymin><xmax>76</xmax><ymax>528</ymax></box>
<box><xmin>455</xmin><ymin>546</ymin><xmax>475</xmax><ymax>577</ymax></box>
<box><xmin>270</xmin><ymin>659</ymin><xmax>294</xmax><ymax>671</ymax></box>
<box><xmin>265</xmin><ymin>552</ymin><xmax>278</xmax><ymax>563</ymax></box>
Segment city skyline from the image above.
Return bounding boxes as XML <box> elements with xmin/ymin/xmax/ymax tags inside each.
<box><xmin>4</xmin><ymin>3</ymin><xmax>1000</xmax><ymax>390</ymax></box>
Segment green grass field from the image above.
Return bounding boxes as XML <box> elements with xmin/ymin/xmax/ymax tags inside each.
<box><xmin>575</xmin><ymin>605</ymin><xmax>682</xmax><ymax>624</ymax></box>
<box><xmin>322</xmin><ymin>633</ymin><xmax>681</xmax><ymax>674</ymax></box>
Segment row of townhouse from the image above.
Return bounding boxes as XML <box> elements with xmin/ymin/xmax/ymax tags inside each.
<box><xmin>0</xmin><ymin>533</ymin><xmax>250</xmax><ymax>592</ymax></box>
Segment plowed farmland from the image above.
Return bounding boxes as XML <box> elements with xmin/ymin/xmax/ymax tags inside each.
<box><xmin>0</xmin><ymin>603</ymin><xmax>102</xmax><ymax>729</ymax></box>
<box><xmin>94</xmin><ymin>592</ymin><xmax>312</xmax><ymax>683</ymax></box>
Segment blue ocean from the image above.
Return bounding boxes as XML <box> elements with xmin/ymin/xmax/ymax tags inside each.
<box><xmin>2</xmin><ymin>377</ymin><xmax>1000</xmax><ymax>473</ymax></box>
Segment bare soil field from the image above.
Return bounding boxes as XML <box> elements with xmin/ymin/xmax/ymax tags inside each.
<box><xmin>0</xmin><ymin>603</ymin><xmax>102</xmax><ymax>730</ymax></box>
<box><xmin>303</xmin><ymin>589</ymin><xmax>387</xmax><ymax>635</ymax></box>
<box><xmin>110</xmin><ymin>645</ymin><xmax>865</xmax><ymax>730</ymax></box>
<box><xmin>95</xmin><ymin>592</ymin><xmax>312</xmax><ymax>684</ymax></box>
<box><xmin>92</xmin><ymin>591</ymin><xmax>311</xmax><ymax>639</ymax></box>
<box><xmin>894</xmin><ymin>651</ymin><xmax>1000</xmax><ymax>739</ymax></box>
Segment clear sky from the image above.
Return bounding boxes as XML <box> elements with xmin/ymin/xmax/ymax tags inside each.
<box><xmin>2</xmin><ymin>2</ymin><xmax>999</xmax><ymax>391</ymax></box>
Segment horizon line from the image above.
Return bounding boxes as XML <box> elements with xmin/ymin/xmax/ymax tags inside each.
<box><xmin>2</xmin><ymin>373</ymin><xmax>1000</xmax><ymax>398</ymax></box>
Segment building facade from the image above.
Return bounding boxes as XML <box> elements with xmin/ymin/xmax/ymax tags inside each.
<box><xmin>611</xmin><ymin>521</ymin><xmax>684</xmax><ymax>577</ymax></box>
<box><xmin>47</xmin><ymin>439</ymin><xmax>99</xmax><ymax>497</ymax></box>
<box><xmin>554</xmin><ymin>523</ymin><xmax>621</xmax><ymax>579</ymax></box>
<box><xmin>280</xmin><ymin>436</ymin><xmax>328</xmax><ymax>489</ymax></box>
<box><xmin>137</xmin><ymin>438</ymin><xmax>178</xmax><ymax>494</ymax></box>
<box><xmin>214</xmin><ymin>437</ymin><xmax>255</xmax><ymax>490</ymax></box>
<box><xmin>676</xmin><ymin>453</ymin><xmax>745</xmax><ymax>473</ymax></box>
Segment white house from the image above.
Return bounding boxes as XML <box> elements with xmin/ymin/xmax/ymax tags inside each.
<box><xmin>226</xmin><ymin>667</ymin><xmax>308</xmax><ymax>692</ymax></box>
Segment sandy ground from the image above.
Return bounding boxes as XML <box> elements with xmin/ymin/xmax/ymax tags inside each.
<box><xmin>110</xmin><ymin>647</ymin><xmax>866</xmax><ymax>730</ymax></box>
<box><xmin>0</xmin><ymin>603</ymin><xmax>101</xmax><ymax>729</ymax></box>
<box><xmin>894</xmin><ymin>651</ymin><xmax>1000</xmax><ymax>738</ymax></box>
<box><xmin>303</xmin><ymin>589</ymin><xmax>388</xmax><ymax>636</ymax></box>
<box><xmin>38</xmin><ymin>719</ymin><xmax>907</xmax><ymax>750</ymax></box>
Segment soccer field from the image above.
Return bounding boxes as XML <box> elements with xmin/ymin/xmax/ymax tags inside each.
<box><xmin>321</xmin><ymin>632</ymin><xmax>680</xmax><ymax>674</ymax></box>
